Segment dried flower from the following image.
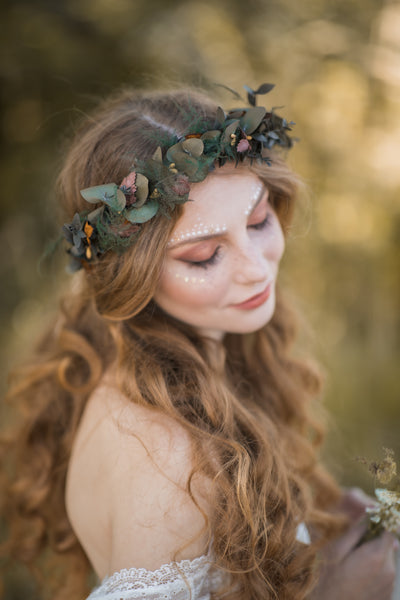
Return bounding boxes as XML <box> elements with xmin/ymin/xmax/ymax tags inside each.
<box><xmin>356</xmin><ymin>448</ymin><xmax>400</xmax><ymax>544</ymax></box>
<box><xmin>237</xmin><ymin>138</ymin><xmax>251</xmax><ymax>153</ymax></box>
<box><xmin>356</xmin><ymin>447</ymin><xmax>397</xmax><ymax>485</ymax></box>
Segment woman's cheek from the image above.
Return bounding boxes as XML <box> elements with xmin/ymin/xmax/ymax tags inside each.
<box><xmin>160</xmin><ymin>265</ymin><xmax>224</xmax><ymax>306</ymax></box>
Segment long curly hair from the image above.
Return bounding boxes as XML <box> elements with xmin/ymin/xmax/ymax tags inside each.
<box><xmin>0</xmin><ymin>87</ymin><xmax>344</xmax><ymax>599</ymax></box>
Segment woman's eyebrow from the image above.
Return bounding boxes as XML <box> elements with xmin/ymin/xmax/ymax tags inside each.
<box><xmin>167</xmin><ymin>227</ymin><xmax>228</xmax><ymax>249</ymax></box>
<box><xmin>168</xmin><ymin>183</ymin><xmax>267</xmax><ymax>250</ymax></box>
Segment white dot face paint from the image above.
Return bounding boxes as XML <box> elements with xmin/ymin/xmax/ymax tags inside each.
<box><xmin>168</xmin><ymin>222</ymin><xmax>227</xmax><ymax>246</ymax></box>
<box><xmin>172</xmin><ymin>270</ymin><xmax>206</xmax><ymax>285</ymax></box>
<box><xmin>154</xmin><ymin>163</ymin><xmax>285</xmax><ymax>340</ymax></box>
<box><xmin>244</xmin><ymin>181</ymin><xmax>264</xmax><ymax>216</ymax></box>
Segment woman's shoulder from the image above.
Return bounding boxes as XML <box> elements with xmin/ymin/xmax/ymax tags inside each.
<box><xmin>66</xmin><ymin>378</ymin><xmax>212</xmax><ymax>579</ymax></box>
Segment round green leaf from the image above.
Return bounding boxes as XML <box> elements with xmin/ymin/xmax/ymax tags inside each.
<box><xmin>177</xmin><ymin>154</ymin><xmax>200</xmax><ymax>178</ymax></box>
<box><xmin>181</xmin><ymin>138</ymin><xmax>204</xmax><ymax>157</ymax></box>
<box><xmin>124</xmin><ymin>199</ymin><xmax>159</xmax><ymax>224</ymax></box>
<box><xmin>80</xmin><ymin>184</ymin><xmax>126</xmax><ymax>212</ymax></box>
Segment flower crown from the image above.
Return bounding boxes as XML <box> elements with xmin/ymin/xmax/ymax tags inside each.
<box><xmin>63</xmin><ymin>84</ymin><xmax>294</xmax><ymax>271</ymax></box>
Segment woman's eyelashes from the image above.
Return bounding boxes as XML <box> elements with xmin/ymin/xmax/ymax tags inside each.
<box><xmin>249</xmin><ymin>214</ymin><xmax>272</xmax><ymax>231</ymax></box>
<box><xmin>178</xmin><ymin>213</ymin><xmax>273</xmax><ymax>270</ymax></box>
<box><xmin>185</xmin><ymin>246</ymin><xmax>222</xmax><ymax>269</ymax></box>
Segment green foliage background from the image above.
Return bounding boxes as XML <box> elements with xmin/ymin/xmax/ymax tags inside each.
<box><xmin>1</xmin><ymin>0</ymin><xmax>399</xmax><ymax>596</ymax></box>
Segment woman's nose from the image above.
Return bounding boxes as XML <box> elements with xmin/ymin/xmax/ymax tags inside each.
<box><xmin>233</xmin><ymin>242</ymin><xmax>271</xmax><ymax>285</ymax></box>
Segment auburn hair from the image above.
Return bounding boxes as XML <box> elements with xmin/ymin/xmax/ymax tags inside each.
<box><xmin>0</xmin><ymin>87</ymin><xmax>344</xmax><ymax>599</ymax></box>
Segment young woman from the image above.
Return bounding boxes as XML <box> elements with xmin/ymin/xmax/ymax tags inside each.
<box><xmin>1</xmin><ymin>85</ymin><xmax>398</xmax><ymax>600</ymax></box>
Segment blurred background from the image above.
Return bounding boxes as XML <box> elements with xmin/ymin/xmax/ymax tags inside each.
<box><xmin>1</xmin><ymin>0</ymin><xmax>399</xmax><ymax>596</ymax></box>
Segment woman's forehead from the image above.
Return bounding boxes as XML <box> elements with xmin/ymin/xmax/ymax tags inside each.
<box><xmin>178</xmin><ymin>168</ymin><xmax>265</xmax><ymax>226</ymax></box>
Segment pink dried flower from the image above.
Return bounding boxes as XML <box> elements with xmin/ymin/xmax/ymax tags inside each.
<box><xmin>121</xmin><ymin>172</ymin><xmax>137</xmax><ymax>192</ymax></box>
<box><xmin>171</xmin><ymin>173</ymin><xmax>190</xmax><ymax>196</ymax></box>
<box><xmin>237</xmin><ymin>138</ymin><xmax>251</xmax><ymax>153</ymax></box>
<box><xmin>120</xmin><ymin>172</ymin><xmax>137</xmax><ymax>207</ymax></box>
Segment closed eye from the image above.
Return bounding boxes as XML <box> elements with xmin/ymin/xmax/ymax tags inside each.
<box><xmin>184</xmin><ymin>246</ymin><xmax>222</xmax><ymax>269</ymax></box>
<box><xmin>249</xmin><ymin>214</ymin><xmax>272</xmax><ymax>231</ymax></box>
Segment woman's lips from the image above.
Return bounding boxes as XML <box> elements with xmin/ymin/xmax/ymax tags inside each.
<box><xmin>232</xmin><ymin>282</ymin><xmax>272</xmax><ymax>310</ymax></box>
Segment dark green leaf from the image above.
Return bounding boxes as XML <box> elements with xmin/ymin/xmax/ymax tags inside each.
<box><xmin>216</xmin><ymin>107</ymin><xmax>226</xmax><ymax>125</ymax></box>
<box><xmin>254</xmin><ymin>83</ymin><xmax>275</xmax><ymax>95</ymax></box>
<box><xmin>240</xmin><ymin>107</ymin><xmax>266</xmax><ymax>134</ymax></box>
<box><xmin>221</xmin><ymin>120</ymin><xmax>239</xmax><ymax>144</ymax></box>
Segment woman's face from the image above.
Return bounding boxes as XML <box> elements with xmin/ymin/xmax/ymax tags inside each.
<box><xmin>154</xmin><ymin>164</ymin><xmax>285</xmax><ymax>339</ymax></box>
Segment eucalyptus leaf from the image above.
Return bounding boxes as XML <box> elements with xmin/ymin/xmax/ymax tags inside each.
<box><xmin>228</xmin><ymin>109</ymin><xmax>246</xmax><ymax>119</ymax></box>
<box><xmin>124</xmin><ymin>199</ymin><xmax>159</xmax><ymax>224</ymax></box>
<box><xmin>176</xmin><ymin>154</ymin><xmax>200</xmax><ymax>178</ymax></box>
<box><xmin>81</xmin><ymin>184</ymin><xmax>120</xmax><ymax>207</ymax></box>
<box><xmin>181</xmin><ymin>138</ymin><xmax>204</xmax><ymax>157</ymax></box>
<box><xmin>87</xmin><ymin>206</ymin><xmax>105</xmax><ymax>223</ymax></box>
<box><xmin>165</xmin><ymin>145</ymin><xmax>201</xmax><ymax>178</ymax></box>
<box><xmin>115</xmin><ymin>189</ymin><xmax>127</xmax><ymax>211</ymax></box>
<box><xmin>254</xmin><ymin>83</ymin><xmax>275</xmax><ymax>95</ymax></box>
<box><xmin>243</xmin><ymin>85</ymin><xmax>256</xmax><ymax>106</ymax></box>
<box><xmin>216</xmin><ymin>106</ymin><xmax>226</xmax><ymax>124</ymax></box>
<box><xmin>221</xmin><ymin>120</ymin><xmax>239</xmax><ymax>144</ymax></box>
<box><xmin>201</xmin><ymin>130</ymin><xmax>221</xmax><ymax>141</ymax></box>
<box><xmin>240</xmin><ymin>107</ymin><xmax>266</xmax><ymax>134</ymax></box>
<box><xmin>189</xmin><ymin>160</ymin><xmax>211</xmax><ymax>183</ymax></box>
<box><xmin>152</xmin><ymin>146</ymin><xmax>163</xmax><ymax>163</ymax></box>
<box><xmin>252</xmin><ymin>133</ymin><xmax>268</xmax><ymax>143</ymax></box>
<box><xmin>134</xmin><ymin>173</ymin><xmax>149</xmax><ymax>207</ymax></box>
<box><xmin>166</xmin><ymin>143</ymin><xmax>181</xmax><ymax>163</ymax></box>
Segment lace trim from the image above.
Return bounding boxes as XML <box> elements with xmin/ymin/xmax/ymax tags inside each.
<box><xmin>88</xmin><ymin>523</ymin><xmax>310</xmax><ymax>598</ymax></box>
<box><xmin>89</xmin><ymin>554</ymin><xmax>215</xmax><ymax>596</ymax></box>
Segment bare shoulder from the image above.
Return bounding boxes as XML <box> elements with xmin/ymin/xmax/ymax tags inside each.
<box><xmin>66</xmin><ymin>380</ymin><xmax>212</xmax><ymax>578</ymax></box>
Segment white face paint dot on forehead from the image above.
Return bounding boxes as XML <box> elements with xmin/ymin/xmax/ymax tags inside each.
<box><xmin>168</xmin><ymin>222</ymin><xmax>228</xmax><ymax>247</ymax></box>
<box><xmin>244</xmin><ymin>181</ymin><xmax>264</xmax><ymax>216</ymax></box>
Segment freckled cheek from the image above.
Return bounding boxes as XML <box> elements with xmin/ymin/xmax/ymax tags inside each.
<box><xmin>157</xmin><ymin>267</ymin><xmax>226</xmax><ymax>307</ymax></box>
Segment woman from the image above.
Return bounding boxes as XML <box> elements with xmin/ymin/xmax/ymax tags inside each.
<box><xmin>1</xmin><ymin>85</ymin><xmax>398</xmax><ymax>599</ymax></box>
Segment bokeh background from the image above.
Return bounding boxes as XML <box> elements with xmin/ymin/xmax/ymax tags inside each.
<box><xmin>1</xmin><ymin>0</ymin><xmax>399</xmax><ymax>597</ymax></box>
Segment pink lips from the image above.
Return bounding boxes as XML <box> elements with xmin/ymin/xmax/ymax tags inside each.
<box><xmin>233</xmin><ymin>282</ymin><xmax>272</xmax><ymax>310</ymax></box>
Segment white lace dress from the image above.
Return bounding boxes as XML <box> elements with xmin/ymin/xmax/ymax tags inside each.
<box><xmin>86</xmin><ymin>554</ymin><xmax>226</xmax><ymax>600</ymax></box>
<box><xmin>85</xmin><ymin>525</ymin><xmax>311</xmax><ymax>600</ymax></box>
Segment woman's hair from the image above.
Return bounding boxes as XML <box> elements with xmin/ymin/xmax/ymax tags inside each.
<box><xmin>0</xmin><ymin>86</ymin><xmax>344</xmax><ymax>599</ymax></box>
